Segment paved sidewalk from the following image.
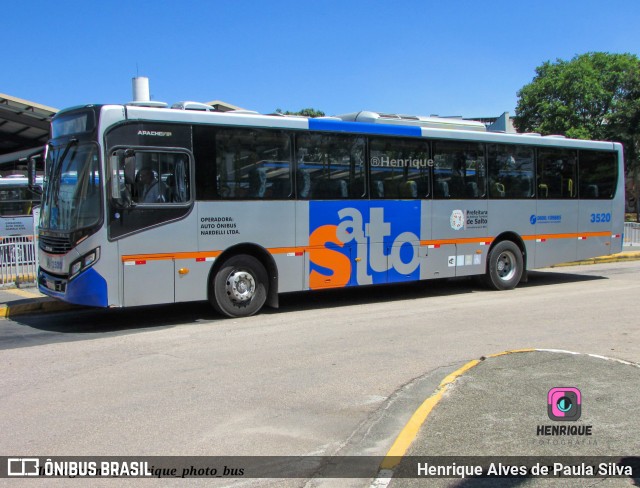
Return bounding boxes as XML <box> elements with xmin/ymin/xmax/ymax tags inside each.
<box><xmin>0</xmin><ymin>286</ymin><xmax>77</xmax><ymax>318</ymax></box>
<box><xmin>384</xmin><ymin>350</ymin><xmax>640</xmax><ymax>487</ymax></box>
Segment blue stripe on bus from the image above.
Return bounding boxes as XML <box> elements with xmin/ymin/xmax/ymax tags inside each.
<box><xmin>308</xmin><ymin>119</ymin><xmax>422</xmax><ymax>137</ymax></box>
<box><xmin>65</xmin><ymin>267</ymin><xmax>108</xmax><ymax>307</ymax></box>
<box><xmin>40</xmin><ymin>267</ymin><xmax>108</xmax><ymax>307</ymax></box>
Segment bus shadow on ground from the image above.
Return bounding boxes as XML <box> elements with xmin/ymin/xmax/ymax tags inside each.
<box><xmin>3</xmin><ymin>269</ymin><xmax>605</xmax><ymax>346</ymax></box>
<box><xmin>519</xmin><ymin>269</ymin><xmax>605</xmax><ymax>288</ymax></box>
<box><xmin>2</xmin><ymin>301</ymin><xmax>220</xmax><ymax>348</ymax></box>
<box><xmin>274</xmin><ymin>269</ymin><xmax>605</xmax><ymax>314</ymax></box>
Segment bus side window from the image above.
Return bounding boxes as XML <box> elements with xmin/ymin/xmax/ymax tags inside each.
<box><xmin>579</xmin><ymin>150</ymin><xmax>617</xmax><ymax>199</ymax></box>
<box><xmin>487</xmin><ymin>144</ymin><xmax>534</xmax><ymax>199</ymax></box>
<box><xmin>120</xmin><ymin>151</ymin><xmax>190</xmax><ymax>205</ymax></box>
<box><xmin>433</xmin><ymin>141</ymin><xmax>485</xmax><ymax>199</ymax></box>
<box><xmin>215</xmin><ymin>128</ymin><xmax>292</xmax><ymax>200</ymax></box>
<box><xmin>369</xmin><ymin>137</ymin><xmax>430</xmax><ymax>200</ymax></box>
<box><xmin>537</xmin><ymin>149</ymin><xmax>577</xmax><ymax>199</ymax></box>
<box><xmin>296</xmin><ymin>133</ymin><xmax>364</xmax><ymax>200</ymax></box>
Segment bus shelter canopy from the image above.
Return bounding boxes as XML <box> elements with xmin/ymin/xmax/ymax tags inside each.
<box><xmin>0</xmin><ymin>93</ymin><xmax>57</xmax><ymax>156</ymax></box>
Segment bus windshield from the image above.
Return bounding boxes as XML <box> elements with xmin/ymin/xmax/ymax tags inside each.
<box><xmin>41</xmin><ymin>142</ymin><xmax>102</xmax><ymax>231</ymax></box>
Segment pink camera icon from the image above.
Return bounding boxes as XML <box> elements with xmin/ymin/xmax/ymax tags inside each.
<box><xmin>547</xmin><ymin>387</ymin><xmax>581</xmax><ymax>421</ymax></box>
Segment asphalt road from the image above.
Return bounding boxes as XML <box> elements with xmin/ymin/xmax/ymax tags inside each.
<box><xmin>1</xmin><ymin>261</ymin><xmax>639</xmax><ymax>486</ymax></box>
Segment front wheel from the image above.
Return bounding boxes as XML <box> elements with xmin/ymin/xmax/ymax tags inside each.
<box><xmin>484</xmin><ymin>241</ymin><xmax>523</xmax><ymax>290</ymax></box>
<box><xmin>210</xmin><ymin>255</ymin><xmax>268</xmax><ymax>318</ymax></box>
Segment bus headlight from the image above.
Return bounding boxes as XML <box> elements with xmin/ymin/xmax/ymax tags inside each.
<box><xmin>70</xmin><ymin>261</ymin><xmax>82</xmax><ymax>276</ymax></box>
<box><xmin>69</xmin><ymin>247</ymin><xmax>100</xmax><ymax>280</ymax></box>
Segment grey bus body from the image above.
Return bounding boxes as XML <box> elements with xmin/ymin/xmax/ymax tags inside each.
<box><xmin>37</xmin><ymin>104</ymin><xmax>624</xmax><ymax>317</ymax></box>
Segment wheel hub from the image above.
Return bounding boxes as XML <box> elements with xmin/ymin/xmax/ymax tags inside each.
<box><xmin>226</xmin><ymin>270</ymin><xmax>256</xmax><ymax>303</ymax></box>
<box><xmin>497</xmin><ymin>252</ymin><xmax>515</xmax><ymax>280</ymax></box>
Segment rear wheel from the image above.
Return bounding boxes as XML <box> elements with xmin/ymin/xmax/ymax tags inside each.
<box><xmin>210</xmin><ymin>255</ymin><xmax>268</xmax><ymax>318</ymax></box>
<box><xmin>484</xmin><ymin>240</ymin><xmax>523</xmax><ymax>290</ymax></box>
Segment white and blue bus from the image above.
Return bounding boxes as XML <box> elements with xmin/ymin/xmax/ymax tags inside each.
<box><xmin>38</xmin><ymin>104</ymin><xmax>624</xmax><ymax>317</ymax></box>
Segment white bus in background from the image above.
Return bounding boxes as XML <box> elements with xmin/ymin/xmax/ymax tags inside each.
<box><xmin>0</xmin><ymin>148</ymin><xmax>45</xmax><ymax>270</ymax></box>
<box><xmin>0</xmin><ymin>176</ymin><xmax>43</xmax><ymax>236</ymax></box>
<box><xmin>0</xmin><ymin>147</ymin><xmax>45</xmax><ymax>236</ymax></box>
<box><xmin>37</xmin><ymin>104</ymin><xmax>624</xmax><ymax>316</ymax></box>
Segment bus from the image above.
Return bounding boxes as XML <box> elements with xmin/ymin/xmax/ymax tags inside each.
<box><xmin>0</xmin><ymin>148</ymin><xmax>45</xmax><ymax>267</ymax></box>
<box><xmin>0</xmin><ymin>148</ymin><xmax>44</xmax><ymax>238</ymax></box>
<box><xmin>0</xmin><ymin>176</ymin><xmax>42</xmax><ymax>234</ymax></box>
<box><xmin>37</xmin><ymin>105</ymin><xmax>624</xmax><ymax>317</ymax></box>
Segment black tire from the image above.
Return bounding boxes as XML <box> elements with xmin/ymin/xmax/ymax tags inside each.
<box><xmin>210</xmin><ymin>255</ymin><xmax>268</xmax><ymax>318</ymax></box>
<box><xmin>484</xmin><ymin>240</ymin><xmax>523</xmax><ymax>290</ymax></box>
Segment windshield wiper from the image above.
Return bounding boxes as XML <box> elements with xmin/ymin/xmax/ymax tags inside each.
<box><xmin>56</xmin><ymin>138</ymin><xmax>78</xmax><ymax>174</ymax></box>
<box><xmin>49</xmin><ymin>138</ymin><xmax>78</xmax><ymax>203</ymax></box>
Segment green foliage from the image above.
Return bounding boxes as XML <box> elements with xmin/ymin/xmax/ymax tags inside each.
<box><xmin>274</xmin><ymin>108</ymin><xmax>326</xmax><ymax>117</ymax></box>
<box><xmin>515</xmin><ymin>52</ymin><xmax>640</xmax><ymax>213</ymax></box>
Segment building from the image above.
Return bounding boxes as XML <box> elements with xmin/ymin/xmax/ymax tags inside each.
<box><xmin>467</xmin><ymin>112</ymin><xmax>517</xmax><ymax>133</ymax></box>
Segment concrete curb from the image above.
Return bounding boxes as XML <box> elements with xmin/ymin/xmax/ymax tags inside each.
<box><xmin>550</xmin><ymin>251</ymin><xmax>640</xmax><ymax>267</ymax></box>
<box><xmin>371</xmin><ymin>349</ymin><xmax>640</xmax><ymax>486</ymax></box>
<box><xmin>0</xmin><ymin>298</ymin><xmax>78</xmax><ymax>319</ymax></box>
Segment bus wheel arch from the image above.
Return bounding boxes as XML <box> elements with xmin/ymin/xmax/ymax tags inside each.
<box><xmin>208</xmin><ymin>244</ymin><xmax>279</xmax><ymax>317</ymax></box>
<box><xmin>484</xmin><ymin>233</ymin><xmax>526</xmax><ymax>290</ymax></box>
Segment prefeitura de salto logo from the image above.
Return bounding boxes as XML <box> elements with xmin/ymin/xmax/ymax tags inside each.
<box><xmin>450</xmin><ymin>210</ymin><xmax>465</xmax><ymax>230</ymax></box>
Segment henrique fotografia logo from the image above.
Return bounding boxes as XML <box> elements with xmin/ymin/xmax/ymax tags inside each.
<box><xmin>535</xmin><ymin>387</ymin><xmax>593</xmax><ymax>440</ymax></box>
<box><xmin>548</xmin><ymin>387</ymin><xmax>581</xmax><ymax>421</ymax></box>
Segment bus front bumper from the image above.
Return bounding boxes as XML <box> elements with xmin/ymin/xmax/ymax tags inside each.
<box><xmin>38</xmin><ymin>267</ymin><xmax>109</xmax><ymax>308</ymax></box>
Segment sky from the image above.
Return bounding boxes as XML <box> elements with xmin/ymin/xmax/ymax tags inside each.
<box><xmin>3</xmin><ymin>1</ymin><xmax>640</xmax><ymax>118</ymax></box>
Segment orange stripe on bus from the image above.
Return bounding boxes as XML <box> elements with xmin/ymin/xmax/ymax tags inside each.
<box><xmin>121</xmin><ymin>231</ymin><xmax>613</xmax><ymax>263</ymax></box>
<box><xmin>420</xmin><ymin>237</ymin><xmax>493</xmax><ymax>246</ymax></box>
<box><xmin>121</xmin><ymin>247</ymin><xmax>307</xmax><ymax>263</ymax></box>
<box><xmin>522</xmin><ymin>231</ymin><xmax>611</xmax><ymax>241</ymax></box>
<box><xmin>268</xmin><ymin>247</ymin><xmax>307</xmax><ymax>255</ymax></box>
<box><xmin>122</xmin><ymin>250</ymin><xmax>223</xmax><ymax>262</ymax></box>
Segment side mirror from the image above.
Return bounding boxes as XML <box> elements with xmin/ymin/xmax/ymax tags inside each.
<box><xmin>109</xmin><ymin>149</ymin><xmax>134</xmax><ymax>207</ymax></box>
<box><xmin>27</xmin><ymin>156</ymin><xmax>43</xmax><ymax>194</ymax></box>
<box><xmin>110</xmin><ymin>152</ymin><xmax>122</xmax><ymax>200</ymax></box>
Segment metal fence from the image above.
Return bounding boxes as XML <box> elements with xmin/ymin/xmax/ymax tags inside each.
<box><xmin>0</xmin><ymin>236</ymin><xmax>38</xmax><ymax>288</ymax></box>
<box><xmin>624</xmin><ymin>222</ymin><xmax>640</xmax><ymax>247</ymax></box>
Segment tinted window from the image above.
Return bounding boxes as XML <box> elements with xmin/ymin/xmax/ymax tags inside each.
<box><xmin>537</xmin><ymin>148</ymin><xmax>577</xmax><ymax>199</ymax></box>
<box><xmin>579</xmin><ymin>150</ymin><xmax>617</xmax><ymax>199</ymax></box>
<box><xmin>296</xmin><ymin>133</ymin><xmax>365</xmax><ymax>199</ymax></box>
<box><xmin>0</xmin><ymin>185</ymin><xmax>41</xmax><ymax>216</ymax></box>
<box><xmin>216</xmin><ymin>129</ymin><xmax>292</xmax><ymax>199</ymax></box>
<box><xmin>433</xmin><ymin>141</ymin><xmax>486</xmax><ymax>199</ymax></box>
<box><xmin>369</xmin><ymin>137</ymin><xmax>430</xmax><ymax>199</ymax></box>
<box><xmin>487</xmin><ymin>144</ymin><xmax>535</xmax><ymax>199</ymax></box>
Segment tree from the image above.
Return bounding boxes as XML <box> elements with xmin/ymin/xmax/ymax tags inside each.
<box><xmin>274</xmin><ymin>108</ymin><xmax>325</xmax><ymax>117</ymax></box>
<box><xmin>515</xmin><ymin>52</ymin><xmax>640</xmax><ymax>217</ymax></box>
<box><xmin>515</xmin><ymin>52</ymin><xmax>640</xmax><ymax>138</ymax></box>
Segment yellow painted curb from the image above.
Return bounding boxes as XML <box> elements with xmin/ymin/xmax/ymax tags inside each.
<box><xmin>379</xmin><ymin>348</ymin><xmax>535</xmax><ymax>470</ymax></box>
<box><xmin>552</xmin><ymin>251</ymin><xmax>640</xmax><ymax>267</ymax></box>
<box><xmin>0</xmin><ymin>299</ymin><xmax>77</xmax><ymax>319</ymax></box>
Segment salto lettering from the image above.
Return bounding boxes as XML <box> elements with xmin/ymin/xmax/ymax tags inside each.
<box><xmin>309</xmin><ymin>203</ymin><xmax>420</xmax><ymax>289</ymax></box>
